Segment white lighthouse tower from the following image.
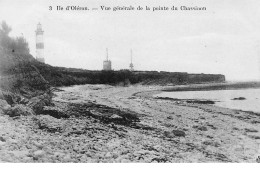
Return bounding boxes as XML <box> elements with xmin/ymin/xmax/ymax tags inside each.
<box><xmin>35</xmin><ymin>23</ymin><xmax>45</xmax><ymax>63</ymax></box>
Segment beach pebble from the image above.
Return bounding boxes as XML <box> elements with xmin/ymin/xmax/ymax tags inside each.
<box><xmin>120</xmin><ymin>159</ymin><xmax>130</xmax><ymax>163</ymax></box>
<box><xmin>105</xmin><ymin>152</ymin><xmax>112</xmax><ymax>158</ymax></box>
<box><xmin>0</xmin><ymin>136</ymin><xmax>6</xmax><ymax>142</ymax></box>
<box><xmin>63</xmin><ymin>154</ymin><xmax>71</xmax><ymax>162</ymax></box>
<box><xmin>0</xmin><ymin>141</ymin><xmax>6</xmax><ymax>147</ymax></box>
<box><xmin>23</xmin><ymin>157</ymin><xmax>32</xmax><ymax>162</ymax></box>
<box><xmin>32</xmin><ymin>141</ymin><xmax>44</xmax><ymax>149</ymax></box>
<box><xmin>167</xmin><ymin>116</ymin><xmax>173</xmax><ymax>120</ymax></box>
<box><xmin>0</xmin><ymin>100</ymin><xmax>11</xmax><ymax>112</ymax></box>
<box><xmin>33</xmin><ymin>150</ymin><xmax>45</xmax><ymax>158</ymax></box>
<box><xmin>53</xmin><ymin>152</ymin><xmax>65</xmax><ymax>157</ymax></box>
<box><xmin>9</xmin><ymin>138</ymin><xmax>18</xmax><ymax>144</ymax></box>
<box><xmin>12</xmin><ymin>150</ymin><xmax>29</xmax><ymax>158</ymax></box>
<box><xmin>110</xmin><ymin>114</ymin><xmax>123</xmax><ymax>119</ymax></box>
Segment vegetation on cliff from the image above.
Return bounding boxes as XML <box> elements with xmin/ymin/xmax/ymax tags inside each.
<box><xmin>0</xmin><ymin>21</ymin><xmax>29</xmax><ymax>54</ymax></box>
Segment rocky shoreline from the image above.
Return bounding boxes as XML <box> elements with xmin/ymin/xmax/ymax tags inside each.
<box><xmin>1</xmin><ymin>84</ymin><xmax>260</xmax><ymax>162</ymax></box>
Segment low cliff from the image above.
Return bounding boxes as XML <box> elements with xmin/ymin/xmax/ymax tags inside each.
<box><xmin>0</xmin><ymin>48</ymin><xmax>53</xmax><ymax>116</ymax></box>
<box><xmin>0</xmin><ymin>48</ymin><xmax>225</xmax><ymax>96</ymax></box>
<box><xmin>34</xmin><ymin>67</ymin><xmax>225</xmax><ymax>87</ymax></box>
<box><xmin>0</xmin><ymin>48</ymin><xmax>49</xmax><ymax>97</ymax></box>
<box><xmin>132</xmin><ymin>71</ymin><xmax>225</xmax><ymax>85</ymax></box>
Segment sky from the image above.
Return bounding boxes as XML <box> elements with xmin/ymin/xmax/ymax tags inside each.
<box><xmin>0</xmin><ymin>0</ymin><xmax>260</xmax><ymax>81</ymax></box>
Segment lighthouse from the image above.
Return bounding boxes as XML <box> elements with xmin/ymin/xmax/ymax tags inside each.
<box><xmin>35</xmin><ymin>23</ymin><xmax>45</xmax><ymax>63</ymax></box>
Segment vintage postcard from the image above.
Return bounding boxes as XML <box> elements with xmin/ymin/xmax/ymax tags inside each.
<box><xmin>0</xmin><ymin>0</ymin><xmax>260</xmax><ymax>164</ymax></box>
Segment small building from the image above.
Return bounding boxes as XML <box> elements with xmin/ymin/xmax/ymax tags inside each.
<box><xmin>103</xmin><ymin>60</ymin><xmax>112</xmax><ymax>70</ymax></box>
<box><xmin>103</xmin><ymin>48</ymin><xmax>112</xmax><ymax>70</ymax></box>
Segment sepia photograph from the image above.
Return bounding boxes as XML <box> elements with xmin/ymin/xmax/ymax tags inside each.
<box><xmin>0</xmin><ymin>0</ymin><xmax>260</xmax><ymax>165</ymax></box>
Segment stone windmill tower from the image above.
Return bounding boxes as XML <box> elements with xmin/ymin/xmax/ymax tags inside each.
<box><xmin>35</xmin><ymin>23</ymin><xmax>45</xmax><ymax>63</ymax></box>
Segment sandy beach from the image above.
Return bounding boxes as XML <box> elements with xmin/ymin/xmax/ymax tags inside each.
<box><xmin>1</xmin><ymin>84</ymin><xmax>260</xmax><ymax>162</ymax></box>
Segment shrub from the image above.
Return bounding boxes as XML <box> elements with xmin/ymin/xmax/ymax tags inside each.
<box><xmin>0</xmin><ymin>21</ymin><xmax>29</xmax><ymax>54</ymax></box>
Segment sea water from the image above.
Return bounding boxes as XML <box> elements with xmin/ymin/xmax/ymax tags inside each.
<box><xmin>155</xmin><ymin>88</ymin><xmax>260</xmax><ymax>113</ymax></box>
